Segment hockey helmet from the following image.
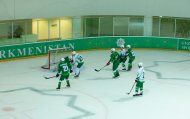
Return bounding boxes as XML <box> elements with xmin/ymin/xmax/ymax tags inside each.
<box><xmin>138</xmin><ymin>62</ymin><xmax>143</xmax><ymax>67</ymax></box>
<box><xmin>60</xmin><ymin>58</ymin><xmax>65</xmax><ymax>62</ymax></box>
<box><xmin>126</xmin><ymin>45</ymin><xmax>131</xmax><ymax>48</ymax></box>
<box><xmin>69</xmin><ymin>55</ymin><xmax>72</xmax><ymax>59</ymax></box>
<box><xmin>72</xmin><ymin>51</ymin><xmax>76</xmax><ymax>55</ymax></box>
<box><xmin>111</xmin><ymin>48</ymin><xmax>115</xmax><ymax>53</ymax></box>
<box><xmin>120</xmin><ymin>45</ymin><xmax>124</xmax><ymax>48</ymax></box>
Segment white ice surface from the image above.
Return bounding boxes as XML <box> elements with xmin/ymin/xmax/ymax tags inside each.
<box><xmin>0</xmin><ymin>49</ymin><xmax>190</xmax><ymax>119</ymax></box>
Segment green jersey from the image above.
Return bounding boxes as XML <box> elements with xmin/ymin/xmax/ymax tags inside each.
<box><xmin>108</xmin><ymin>51</ymin><xmax>120</xmax><ymax>77</ymax></box>
<box><xmin>64</xmin><ymin>56</ymin><xmax>72</xmax><ymax>69</ymax></box>
<box><xmin>58</xmin><ymin>61</ymin><xmax>70</xmax><ymax>76</ymax></box>
<box><xmin>126</xmin><ymin>48</ymin><xmax>135</xmax><ymax>58</ymax></box>
<box><xmin>109</xmin><ymin>51</ymin><xmax>120</xmax><ymax>63</ymax></box>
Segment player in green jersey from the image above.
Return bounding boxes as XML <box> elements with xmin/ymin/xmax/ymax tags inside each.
<box><xmin>106</xmin><ymin>48</ymin><xmax>120</xmax><ymax>78</ymax></box>
<box><xmin>64</xmin><ymin>55</ymin><xmax>73</xmax><ymax>73</ymax></box>
<box><xmin>126</xmin><ymin>45</ymin><xmax>135</xmax><ymax>71</ymax></box>
<box><xmin>56</xmin><ymin>58</ymin><xmax>71</xmax><ymax>90</ymax></box>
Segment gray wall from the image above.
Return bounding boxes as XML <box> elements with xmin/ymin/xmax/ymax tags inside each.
<box><xmin>0</xmin><ymin>0</ymin><xmax>190</xmax><ymax>20</ymax></box>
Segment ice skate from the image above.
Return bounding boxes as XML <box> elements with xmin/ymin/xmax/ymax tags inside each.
<box><xmin>56</xmin><ymin>82</ymin><xmax>61</xmax><ymax>90</ymax></box>
<box><xmin>66</xmin><ymin>85</ymin><xmax>70</xmax><ymax>88</ymax></box>
<box><xmin>127</xmin><ymin>68</ymin><xmax>131</xmax><ymax>71</ymax></box>
<box><xmin>66</xmin><ymin>80</ymin><xmax>70</xmax><ymax>87</ymax></box>
<box><xmin>133</xmin><ymin>93</ymin><xmax>139</xmax><ymax>96</ymax></box>
<box><xmin>74</xmin><ymin>75</ymin><xmax>79</xmax><ymax>78</ymax></box>
<box><xmin>112</xmin><ymin>74</ymin><xmax>120</xmax><ymax>78</ymax></box>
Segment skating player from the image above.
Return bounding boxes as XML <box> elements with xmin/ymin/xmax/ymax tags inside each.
<box><xmin>64</xmin><ymin>55</ymin><xmax>73</xmax><ymax>73</ymax></box>
<box><xmin>126</xmin><ymin>45</ymin><xmax>135</xmax><ymax>71</ymax></box>
<box><xmin>56</xmin><ymin>58</ymin><xmax>71</xmax><ymax>90</ymax></box>
<box><xmin>119</xmin><ymin>45</ymin><xmax>127</xmax><ymax>70</ymax></box>
<box><xmin>106</xmin><ymin>48</ymin><xmax>120</xmax><ymax>78</ymax></box>
<box><xmin>133</xmin><ymin>62</ymin><xmax>145</xmax><ymax>96</ymax></box>
<box><xmin>71</xmin><ymin>51</ymin><xmax>84</xmax><ymax>78</ymax></box>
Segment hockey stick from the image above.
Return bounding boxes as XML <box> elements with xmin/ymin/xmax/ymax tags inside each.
<box><xmin>94</xmin><ymin>65</ymin><xmax>107</xmax><ymax>72</ymax></box>
<box><xmin>127</xmin><ymin>81</ymin><xmax>136</xmax><ymax>95</ymax></box>
<box><xmin>43</xmin><ymin>75</ymin><xmax>56</xmax><ymax>79</ymax></box>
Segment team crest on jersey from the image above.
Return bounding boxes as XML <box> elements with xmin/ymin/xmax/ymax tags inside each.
<box><xmin>116</xmin><ymin>38</ymin><xmax>125</xmax><ymax>47</ymax></box>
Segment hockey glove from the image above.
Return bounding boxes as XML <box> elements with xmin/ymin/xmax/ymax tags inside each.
<box><xmin>56</xmin><ymin>73</ymin><xmax>59</xmax><ymax>77</ymax></box>
<box><xmin>70</xmin><ymin>59</ymin><xmax>74</xmax><ymax>63</ymax></box>
<box><xmin>135</xmin><ymin>78</ymin><xmax>139</xmax><ymax>82</ymax></box>
<box><xmin>106</xmin><ymin>62</ymin><xmax>110</xmax><ymax>66</ymax></box>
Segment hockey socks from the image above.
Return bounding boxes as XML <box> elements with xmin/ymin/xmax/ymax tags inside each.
<box><xmin>66</xmin><ymin>80</ymin><xmax>70</xmax><ymax>87</ymax></box>
<box><xmin>127</xmin><ymin>63</ymin><xmax>132</xmax><ymax>71</ymax></box>
<box><xmin>122</xmin><ymin>63</ymin><xmax>126</xmax><ymax>70</ymax></box>
<box><xmin>56</xmin><ymin>82</ymin><xmax>61</xmax><ymax>89</ymax></box>
<box><xmin>113</xmin><ymin>71</ymin><xmax>120</xmax><ymax>78</ymax></box>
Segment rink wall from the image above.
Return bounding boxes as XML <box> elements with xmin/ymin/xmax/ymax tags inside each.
<box><xmin>0</xmin><ymin>36</ymin><xmax>190</xmax><ymax>60</ymax></box>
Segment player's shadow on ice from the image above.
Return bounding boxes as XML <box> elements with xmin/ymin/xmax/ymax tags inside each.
<box><xmin>87</xmin><ymin>77</ymin><xmax>114</xmax><ymax>80</ymax></box>
<box><xmin>113</xmin><ymin>95</ymin><xmax>135</xmax><ymax>102</ymax></box>
<box><xmin>113</xmin><ymin>89</ymin><xmax>149</xmax><ymax>102</ymax></box>
<box><xmin>102</xmin><ymin>69</ymin><xmax>114</xmax><ymax>71</ymax></box>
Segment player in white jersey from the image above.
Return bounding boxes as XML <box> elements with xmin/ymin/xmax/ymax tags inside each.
<box><xmin>119</xmin><ymin>45</ymin><xmax>127</xmax><ymax>70</ymax></box>
<box><xmin>71</xmin><ymin>51</ymin><xmax>84</xmax><ymax>78</ymax></box>
<box><xmin>133</xmin><ymin>62</ymin><xmax>145</xmax><ymax>96</ymax></box>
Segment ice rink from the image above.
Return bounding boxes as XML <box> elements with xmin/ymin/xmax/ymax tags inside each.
<box><xmin>0</xmin><ymin>49</ymin><xmax>190</xmax><ymax>119</ymax></box>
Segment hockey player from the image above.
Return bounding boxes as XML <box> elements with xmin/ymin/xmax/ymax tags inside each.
<box><xmin>53</xmin><ymin>55</ymin><xmax>72</xmax><ymax>72</ymax></box>
<box><xmin>64</xmin><ymin>55</ymin><xmax>73</xmax><ymax>73</ymax></box>
<box><xmin>56</xmin><ymin>58</ymin><xmax>71</xmax><ymax>90</ymax></box>
<box><xmin>133</xmin><ymin>62</ymin><xmax>145</xmax><ymax>96</ymax></box>
<box><xmin>71</xmin><ymin>51</ymin><xmax>84</xmax><ymax>78</ymax></box>
<box><xmin>126</xmin><ymin>45</ymin><xmax>135</xmax><ymax>71</ymax></box>
<box><xmin>119</xmin><ymin>45</ymin><xmax>127</xmax><ymax>70</ymax></box>
<box><xmin>106</xmin><ymin>48</ymin><xmax>120</xmax><ymax>78</ymax></box>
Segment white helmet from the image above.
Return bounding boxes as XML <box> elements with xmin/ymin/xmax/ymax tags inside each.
<box><xmin>72</xmin><ymin>51</ymin><xmax>76</xmax><ymax>55</ymax></box>
<box><xmin>138</xmin><ymin>62</ymin><xmax>143</xmax><ymax>67</ymax></box>
<box><xmin>111</xmin><ymin>48</ymin><xmax>115</xmax><ymax>52</ymax></box>
<box><xmin>69</xmin><ymin>55</ymin><xmax>72</xmax><ymax>59</ymax></box>
<box><xmin>126</xmin><ymin>45</ymin><xmax>131</xmax><ymax>48</ymax></box>
<box><xmin>120</xmin><ymin>45</ymin><xmax>124</xmax><ymax>48</ymax></box>
<box><xmin>60</xmin><ymin>58</ymin><xmax>65</xmax><ymax>62</ymax></box>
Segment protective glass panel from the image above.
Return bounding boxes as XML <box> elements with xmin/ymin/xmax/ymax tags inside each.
<box><xmin>84</xmin><ymin>17</ymin><xmax>99</xmax><ymax>37</ymax></box>
<box><xmin>160</xmin><ymin>18</ymin><xmax>175</xmax><ymax>37</ymax></box>
<box><xmin>60</xmin><ymin>18</ymin><xmax>72</xmax><ymax>40</ymax></box>
<box><xmin>129</xmin><ymin>17</ymin><xmax>144</xmax><ymax>36</ymax></box>
<box><xmin>152</xmin><ymin>17</ymin><xmax>160</xmax><ymax>36</ymax></box>
<box><xmin>38</xmin><ymin>20</ymin><xmax>48</xmax><ymax>41</ymax></box>
<box><xmin>0</xmin><ymin>21</ymin><xmax>12</xmax><ymax>40</ymax></box>
<box><xmin>49</xmin><ymin>19</ymin><xmax>60</xmax><ymax>40</ymax></box>
<box><xmin>99</xmin><ymin>16</ymin><xmax>113</xmax><ymax>36</ymax></box>
<box><xmin>176</xmin><ymin>19</ymin><xmax>190</xmax><ymax>38</ymax></box>
<box><xmin>113</xmin><ymin>17</ymin><xmax>129</xmax><ymax>36</ymax></box>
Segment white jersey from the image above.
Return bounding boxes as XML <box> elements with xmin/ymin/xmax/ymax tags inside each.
<box><xmin>120</xmin><ymin>49</ymin><xmax>126</xmax><ymax>57</ymax></box>
<box><xmin>136</xmin><ymin>67</ymin><xmax>145</xmax><ymax>82</ymax></box>
<box><xmin>73</xmin><ymin>53</ymin><xmax>84</xmax><ymax>64</ymax></box>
